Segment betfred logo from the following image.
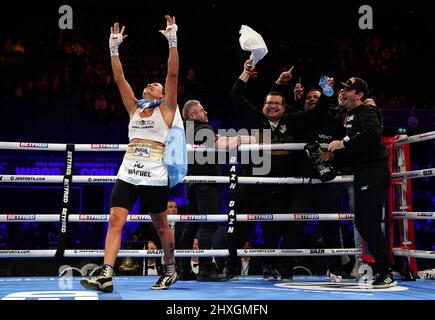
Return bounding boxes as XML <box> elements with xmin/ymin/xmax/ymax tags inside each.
<box><xmin>79</xmin><ymin>215</ymin><xmax>107</xmax><ymax>221</ymax></box>
<box><xmin>19</xmin><ymin>143</ymin><xmax>48</xmax><ymax>148</ymax></box>
<box><xmin>339</xmin><ymin>214</ymin><xmax>354</xmax><ymax>219</ymax></box>
<box><xmin>91</xmin><ymin>144</ymin><xmax>120</xmax><ymax>149</ymax></box>
<box><xmin>129</xmin><ymin>215</ymin><xmax>152</xmax><ymax>221</ymax></box>
<box><xmin>247</xmin><ymin>214</ymin><xmax>273</xmax><ymax>221</ymax></box>
<box><xmin>180</xmin><ymin>215</ymin><xmax>207</xmax><ymax>221</ymax></box>
<box><xmin>7</xmin><ymin>214</ymin><xmax>36</xmax><ymax>220</ymax></box>
<box><xmin>294</xmin><ymin>214</ymin><xmax>319</xmax><ymax>220</ymax></box>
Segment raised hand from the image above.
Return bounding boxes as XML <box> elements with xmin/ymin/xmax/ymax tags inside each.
<box><xmin>276</xmin><ymin>66</ymin><xmax>295</xmax><ymax>84</ymax></box>
<box><xmin>244</xmin><ymin>59</ymin><xmax>254</xmax><ymax>71</ymax></box>
<box><xmin>159</xmin><ymin>15</ymin><xmax>178</xmax><ymax>48</ymax></box>
<box><xmin>109</xmin><ymin>22</ymin><xmax>128</xmax><ymax>56</ymax></box>
<box><xmin>294</xmin><ymin>82</ymin><xmax>304</xmax><ymax>101</ymax></box>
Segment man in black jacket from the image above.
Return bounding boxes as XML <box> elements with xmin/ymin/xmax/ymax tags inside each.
<box><xmin>328</xmin><ymin>77</ymin><xmax>396</xmax><ymax>288</ymax></box>
<box><xmin>227</xmin><ymin>59</ymin><xmax>333</xmax><ymax>280</ymax></box>
<box><xmin>291</xmin><ymin>85</ymin><xmax>349</xmax><ymax>281</ymax></box>
<box><xmin>179</xmin><ymin>99</ymin><xmax>254</xmax><ymax>282</ymax></box>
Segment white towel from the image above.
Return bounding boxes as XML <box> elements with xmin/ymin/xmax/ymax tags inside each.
<box><xmin>239</xmin><ymin>25</ymin><xmax>268</xmax><ymax>67</ymax></box>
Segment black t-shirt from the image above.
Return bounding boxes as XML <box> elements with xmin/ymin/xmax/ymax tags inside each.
<box><xmin>185</xmin><ymin>120</ymin><xmax>221</xmax><ymax>176</ymax></box>
<box><xmin>293</xmin><ymin>106</ymin><xmax>347</xmax><ymax>177</ymax></box>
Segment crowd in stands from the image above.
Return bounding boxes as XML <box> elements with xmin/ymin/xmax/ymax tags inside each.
<box><xmin>0</xmin><ymin>2</ymin><xmax>434</xmax><ymax>277</ymax></box>
<box><xmin>1</xmin><ymin>3</ymin><xmax>434</xmax><ymax>142</ymax></box>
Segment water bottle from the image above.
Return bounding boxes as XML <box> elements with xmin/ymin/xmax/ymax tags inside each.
<box><xmin>319</xmin><ymin>76</ymin><xmax>334</xmax><ymax>97</ymax></box>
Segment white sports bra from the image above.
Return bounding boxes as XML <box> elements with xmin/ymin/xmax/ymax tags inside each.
<box><xmin>128</xmin><ymin>106</ymin><xmax>170</xmax><ymax>144</ymax></box>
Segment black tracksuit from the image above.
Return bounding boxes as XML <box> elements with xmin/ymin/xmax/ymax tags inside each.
<box><xmin>342</xmin><ymin>104</ymin><xmax>391</xmax><ymax>274</ymax></box>
<box><xmin>289</xmin><ymin>107</ymin><xmax>347</xmax><ymax>274</ymax></box>
<box><xmin>228</xmin><ymin>79</ymin><xmax>331</xmax><ymax>272</ymax></box>
<box><xmin>178</xmin><ymin>120</ymin><xmax>221</xmax><ymax>273</ymax></box>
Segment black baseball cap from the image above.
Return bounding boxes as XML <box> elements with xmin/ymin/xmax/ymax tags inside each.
<box><xmin>338</xmin><ymin>77</ymin><xmax>369</xmax><ymax>96</ymax></box>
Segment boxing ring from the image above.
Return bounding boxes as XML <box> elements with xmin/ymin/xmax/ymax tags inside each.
<box><xmin>0</xmin><ymin>132</ymin><xmax>434</xmax><ymax>301</ymax></box>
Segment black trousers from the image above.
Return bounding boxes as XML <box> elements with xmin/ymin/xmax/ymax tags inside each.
<box><xmin>287</xmin><ymin>184</ymin><xmax>343</xmax><ymax>273</ymax></box>
<box><xmin>178</xmin><ymin>184</ymin><xmax>220</xmax><ymax>272</ymax></box>
<box><xmin>228</xmin><ymin>184</ymin><xmax>293</xmax><ymax>270</ymax></box>
<box><xmin>354</xmin><ymin>165</ymin><xmax>391</xmax><ymax>274</ymax></box>
<box><xmin>223</xmin><ymin>184</ymin><xmax>257</xmax><ymax>271</ymax></box>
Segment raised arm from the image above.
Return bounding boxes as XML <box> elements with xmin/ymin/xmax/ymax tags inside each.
<box><xmin>229</xmin><ymin>59</ymin><xmax>264</xmax><ymax>128</ymax></box>
<box><xmin>239</xmin><ymin>59</ymin><xmax>254</xmax><ymax>83</ymax></box>
<box><xmin>109</xmin><ymin>23</ymin><xmax>137</xmax><ymax>117</ymax></box>
<box><xmin>274</xmin><ymin>66</ymin><xmax>294</xmax><ymax>86</ymax></box>
<box><xmin>270</xmin><ymin>66</ymin><xmax>296</xmax><ymax>109</ymax></box>
<box><xmin>284</xmin><ymin>77</ymin><xmax>336</xmax><ymax>132</ymax></box>
<box><xmin>159</xmin><ymin>15</ymin><xmax>179</xmax><ymax>128</ymax></box>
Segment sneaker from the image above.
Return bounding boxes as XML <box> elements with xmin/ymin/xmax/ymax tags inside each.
<box><xmin>263</xmin><ymin>265</ymin><xmax>280</xmax><ymax>281</ymax></box>
<box><xmin>371</xmin><ymin>272</ymin><xmax>381</xmax><ymax>282</ymax></box>
<box><xmin>197</xmin><ymin>263</ymin><xmax>231</xmax><ymax>282</ymax></box>
<box><xmin>80</xmin><ymin>264</ymin><xmax>114</xmax><ymax>293</ymax></box>
<box><xmin>151</xmin><ymin>264</ymin><xmax>178</xmax><ymax>290</ymax></box>
<box><xmin>417</xmin><ymin>268</ymin><xmax>435</xmax><ymax>280</ymax></box>
<box><xmin>372</xmin><ymin>272</ymin><xmax>397</xmax><ymax>289</ymax></box>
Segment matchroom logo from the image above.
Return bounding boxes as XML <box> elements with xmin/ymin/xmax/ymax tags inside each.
<box><xmin>91</xmin><ymin>144</ymin><xmax>120</xmax><ymax>149</ymax></box>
